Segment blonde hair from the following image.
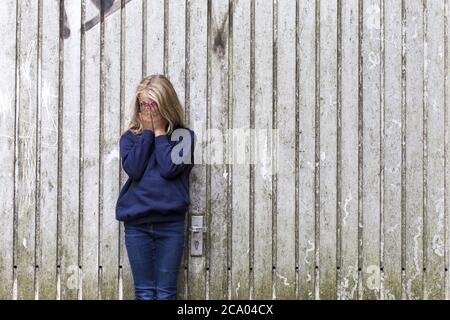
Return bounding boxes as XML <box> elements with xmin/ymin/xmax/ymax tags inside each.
<box><xmin>124</xmin><ymin>74</ymin><xmax>188</xmax><ymax>136</ymax></box>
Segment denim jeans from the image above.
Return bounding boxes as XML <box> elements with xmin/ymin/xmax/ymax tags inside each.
<box><xmin>124</xmin><ymin>220</ymin><xmax>185</xmax><ymax>300</ymax></box>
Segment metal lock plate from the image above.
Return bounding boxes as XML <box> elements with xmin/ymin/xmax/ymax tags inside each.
<box><xmin>190</xmin><ymin>215</ymin><xmax>207</xmax><ymax>256</ymax></box>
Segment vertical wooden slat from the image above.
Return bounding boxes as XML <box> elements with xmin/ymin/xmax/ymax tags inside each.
<box><xmin>275</xmin><ymin>0</ymin><xmax>296</xmax><ymax>300</ymax></box>
<box><xmin>208</xmin><ymin>0</ymin><xmax>229</xmax><ymax>300</ymax></box>
<box><xmin>335</xmin><ymin>0</ymin><xmax>342</xmax><ymax>300</ymax></box>
<box><xmin>382</xmin><ymin>0</ymin><xmax>402</xmax><ymax>300</ymax></box>
<box><xmin>120</xmin><ymin>0</ymin><xmax>143</xmax><ymax>300</ymax></box>
<box><xmin>297</xmin><ymin>0</ymin><xmax>316</xmax><ymax>300</ymax></box>
<box><xmin>60</xmin><ymin>0</ymin><xmax>81</xmax><ymax>300</ymax></box>
<box><xmin>117</xmin><ymin>0</ymin><xmax>125</xmax><ymax>300</ymax></box>
<box><xmin>97</xmin><ymin>0</ymin><xmax>106</xmax><ymax>300</ymax></box>
<box><xmin>226</xmin><ymin>0</ymin><xmax>233</xmax><ymax>300</ymax></box>
<box><xmin>404</xmin><ymin>0</ymin><xmax>424</xmax><ymax>300</ymax></box>
<box><xmin>34</xmin><ymin>0</ymin><xmax>43</xmax><ymax>300</ymax></box>
<box><xmin>294</xmin><ymin>0</ymin><xmax>300</xmax><ymax>299</ymax></box>
<box><xmin>357</xmin><ymin>0</ymin><xmax>363</xmax><ymax>299</ymax></box>
<box><xmin>181</xmin><ymin>0</ymin><xmax>190</xmax><ymax>299</ymax></box>
<box><xmin>100</xmin><ymin>0</ymin><xmax>121</xmax><ymax>301</ymax></box>
<box><xmin>445</xmin><ymin>0</ymin><xmax>450</xmax><ymax>301</ymax></box>
<box><xmin>361</xmin><ymin>0</ymin><xmax>381</xmax><ymax>300</ymax></box>
<box><xmin>187</xmin><ymin>0</ymin><xmax>208</xmax><ymax>300</ymax></box>
<box><xmin>314</xmin><ymin>0</ymin><xmax>320</xmax><ymax>299</ymax></box>
<box><xmin>230</xmin><ymin>0</ymin><xmax>250</xmax><ymax>300</ymax></box>
<box><xmin>0</xmin><ymin>0</ymin><xmax>17</xmax><ymax>300</ymax></box>
<box><xmin>56</xmin><ymin>0</ymin><xmax>64</xmax><ymax>299</ymax></box>
<box><xmin>16</xmin><ymin>0</ymin><xmax>39</xmax><ymax>300</ymax></box>
<box><xmin>166</xmin><ymin>0</ymin><xmax>187</xmax><ymax>299</ymax></box>
<box><xmin>81</xmin><ymin>0</ymin><xmax>100</xmax><ymax>300</ymax></box>
<box><xmin>338</xmin><ymin>0</ymin><xmax>359</xmax><ymax>300</ymax></box>
<box><xmin>38</xmin><ymin>0</ymin><xmax>59</xmax><ymax>300</ymax></box>
<box><xmin>145</xmin><ymin>0</ymin><xmax>164</xmax><ymax>75</ymax></box>
<box><xmin>103</xmin><ymin>0</ymin><xmax>123</xmax><ymax>301</ymax></box>
<box><xmin>318</xmin><ymin>0</ymin><xmax>338</xmax><ymax>300</ymax></box>
<box><xmin>424</xmin><ymin>0</ymin><xmax>445</xmax><ymax>300</ymax></box>
<box><xmin>253</xmin><ymin>0</ymin><xmax>274</xmax><ymax>300</ymax></box>
<box><xmin>117</xmin><ymin>0</ymin><xmax>126</xmax><ymax>300</ymax></box>
<box><xmin>167</xmin><ymin>0</ymin><xmax>186</xmax><ymax>104</ymax></box>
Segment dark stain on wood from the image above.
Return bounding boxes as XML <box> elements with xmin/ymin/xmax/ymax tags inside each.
<box><xmin>212</xmin><ymin>1</ymin><xmax>235</xmax><ymax>59</ymax></box>
<box><xmin>213</xmin><ymin>28</ymin><xmax>226</xmax><ymax>58</ymax></box>
<box><xmin>59</xmin><ymin>0</ymin><xmax>125</xmax><ymax>39</ymax></box>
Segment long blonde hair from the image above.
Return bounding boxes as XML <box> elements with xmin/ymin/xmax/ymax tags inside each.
<box><xmin>125</xmin><ymin>74</ymin><xmax>188</xmax><ymax>136</ymax></box>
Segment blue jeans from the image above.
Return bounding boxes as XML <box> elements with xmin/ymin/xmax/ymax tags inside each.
<box><xmin>124</xmin><ymin>220</ymin><xmax>185</xmax><ymax>300</ymax></box>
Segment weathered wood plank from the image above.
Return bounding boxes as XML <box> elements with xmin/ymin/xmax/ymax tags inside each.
<box><xmin>187</xmin><ymin>0</ymin><xmax>208</xmax><ymax>300</ymax></box>
<box><xmin>167</xmin><ymin>0</ymin><xmax>186</xmax><ymax>105</ymax></box>
<box><xmin>120</xmin><ymin>0</ymin><xmax>143</xmax><ymax>300</ymax></box>
<box><xmin>208</xmin><ymin>0</ymin><xmax>229</xmax><ymax>300</ymax></box>
<box><xmin>80</xmin><ymin>0</ymin><xmax>101</xmax><ymax>300</ymax></box>
<box><xmin>179</xmin><ymin>0</ymin><xmax>190</xmax><ymax>299</ymax></box>
<box><xmin>60</xmin><ymin>0</ymin><xmax>81</xmax><ymax>300</ymax></box>
<box><xmin>145</xmin><ymin>0</ymin><xmax>164</xmax><ymax>75</ymax></box>
<box><xmin>445</xmin><ymin>0</ymin><xmax>450</xmax><ymax>300</ymax></box>
<box><xmin>0</xmin><ymin>0</ymin><xmax>17</xmax><ymax>300</ymax></box>
<box><xmin>230</xmin><ymin>0</ymin><xmax>250</xmax><ymax>300</ymax></box>
<box><xmin>37</xmin><ymin>0</ymin><xmax>60</xmax><ymax>300</ymax></box>
<box><xmin>274</xmin><ymin>0</ymin><xmax>296</xmax><ymax>300</ymax></box>
<box><xmin>318</xmin><ymin>0</ymin><xmax>338</xmax><ymax>300</ymax></box>
<box><xmin>253</xmin><ymin>0</ymin><xmax>274</xmax><ymax>300</ymax></box>
<box><xmin>382</xmin><ymin>0</ymin><xmax>402</xmax><ymax>300</ymax></box>
<box><xmin>338</xmin><ymin>0</ymin><xmax>359</xmax><ymax>300</ymax></box>
<box><xmin>100</xmin><ymin>0</ymin><xmax>121</xmax><ymax>300</ymax></box>
<box><xmin>297</xmin><ymin>0</ymin><xmax>316</xmax><ymax>300</ymax></box>
<box><xmin>166</xmin><ymin>0</ymin><xmax>187</xmax><ymax>300</ymax></box>
<box><xmin>404</xmin><ymin>0</ymin><xmax>424</xmax><ymax>300</ymax></box>
<box><xmin>16</xmin><ymin>0</ymin><xmax>39</xmax><ymax>300</ymax></box>
<box><xmin>424</xmin><ymin>0</ymin><xmax>445</xmax><ymax>300</ymax></box>
<box><xmin>361</xmin><ymin>0</ymin><xmax>381</xmax><ymax>300</ymax></box>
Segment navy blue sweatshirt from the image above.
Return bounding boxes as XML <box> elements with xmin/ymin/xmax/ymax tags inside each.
<box><xmin>115</xmin><ymin>125</ymin><xmax>195</xmax><ymax>225</ymax></box>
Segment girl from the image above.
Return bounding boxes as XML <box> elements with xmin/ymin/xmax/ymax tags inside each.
<box><xmin>115</xmin><ymin>74</ymin><xmax>195</xmax><ymax>300</ymax></box>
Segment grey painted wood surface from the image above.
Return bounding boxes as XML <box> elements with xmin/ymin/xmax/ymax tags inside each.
<box><xmin>0</xmin><ymin>0</ymin><xmax>449</xmax><ymax>300</ymax></box>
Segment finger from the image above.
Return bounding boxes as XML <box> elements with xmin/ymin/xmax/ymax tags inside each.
<box><xmin>140</xmin><ymin>112</ymin><xmax>150</xmax><ymax>123</ymax></box>
<box><xmin>145</xmin><ymin>109</ymin><xmax>154</xmax><ymax>119</ymax></box>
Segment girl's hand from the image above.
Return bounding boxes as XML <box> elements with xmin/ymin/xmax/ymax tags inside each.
<box><xmin>139</xmin><ymin>105</ymin><xmax>154</xmax><ymax>131</ymax></box>
<box><xmin>148</xmin><ymin>103</ymin><xmax>168</xmax><ymax>136</ymax></box>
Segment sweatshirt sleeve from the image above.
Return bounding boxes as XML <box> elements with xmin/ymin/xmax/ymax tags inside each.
<box><xmin>154</xmin><ymin>129</ymin><xmax>195</xmax><ymax>180</ymax></box>
<box><xmin>120</xmin><ymin>129</ymin><xmax>155</xmax><ymax>180</ymax></box>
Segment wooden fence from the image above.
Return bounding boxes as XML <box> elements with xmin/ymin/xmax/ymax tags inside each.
<box><xmin>0</xmin><ymin>0</ymin><xmax>449</xmax><ymax>299</ymax></box>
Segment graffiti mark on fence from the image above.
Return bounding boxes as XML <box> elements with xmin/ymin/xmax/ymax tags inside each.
<box><xmin>59</xmin><ymin>0</ymin><xmax>134</xmax><ymax>39</ymax></box>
